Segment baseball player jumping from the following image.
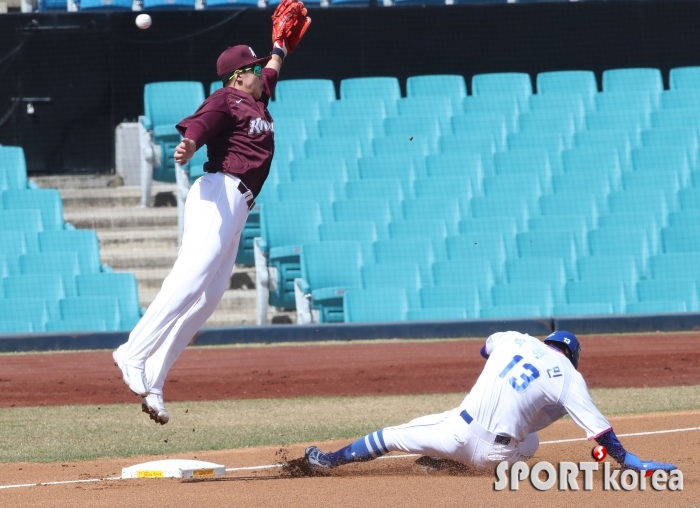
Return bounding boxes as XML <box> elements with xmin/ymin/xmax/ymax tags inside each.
<box><xmin>305</xmin><ymin>331</ymin><xmax>677</xmax><ymax>473</ymax></box>
<box><xmin>112</xmin><ymin>0</ymin><xmax>311</xmax><ymax>424</ymax></box>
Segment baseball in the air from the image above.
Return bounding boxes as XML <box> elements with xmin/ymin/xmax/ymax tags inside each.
<box><xmin>592</xmin><ymin>445</ymin><xmax>607</xmax><ymax>462</ymax></box>
<box><xmin>135</xmin><ymin>14</ymin><xmax>152</xmax><ymax>30</ymax></box>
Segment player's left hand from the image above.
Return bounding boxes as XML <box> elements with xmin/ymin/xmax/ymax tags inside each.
<box><xmin>174</xmin><ymin>138</ymin><xmax>196</xmax><ymax>165</ymax></box>
<box><xmin>271</xmin><ymin>0</ymin><xmax>311</xmax><ymax>55</ymax></box>
<box><xmin>623</xmin><ymin>452</ymin><xmax>677</xmax><ymax>472</ymax></box>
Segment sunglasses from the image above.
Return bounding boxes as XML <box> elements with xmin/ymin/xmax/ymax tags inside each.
<box><xmin>224</xmin><ymin>64</ymin><xmax>263</xmax><ymax>84</ymax></box>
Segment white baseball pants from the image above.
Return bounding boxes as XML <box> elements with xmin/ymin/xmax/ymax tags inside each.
<box><xmin>117</xmin><ymin>172</ymin><xmax>250</xmax><ymax>396</ymax></box>
<box><xmin>382</xmin><ymin>407</ymin><xmax>539</xmax><ymax>469</ymax></box>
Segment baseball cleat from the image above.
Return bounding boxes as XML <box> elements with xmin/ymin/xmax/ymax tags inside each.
<box><xmin>305</xmin><ymin>446</ymin><xmax>333</xmax><ymax>470</ymax></box>
<box><xmin>141</xmin><ymin>393</ymin><xmax>169</xmax><ymax>425</ymax></box>
<box><xmin>113</xmin><ymin>350</ymin><xmax>149</xmax><ymax>397</ymax></box>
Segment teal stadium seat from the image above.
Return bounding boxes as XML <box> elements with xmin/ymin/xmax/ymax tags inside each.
<box><xmin>445</xmin><ymin>233</ymin><xmax>507</xmax><ymax>279</ymax></box>
<box><xmin>319</xmin><ymin>117</ymin><xmax>379</xmax><ymax>144</ymax></box>
<box><xmin>462</xmin><ymin>96</ymin><xmax>520</xmax><ymax>133</ymax></box>
<box><xmin>662</xmin><ymin>226</ymin><xmax>700</xmax><ymax>252</ymax></box>
<box><xmin>358</xmin><ymin>154</ymin><xmax>421</xmax><ymax>183</ymax></box>
<box><xmin>669</xmin><ymin>66</ymin><xmax>700</xmax><ymax>90</ymax></box>
<box><xmin>562</xmin><ymin>147</ymin><xmax>624</xmax><ymax>189</ymax></box>
<box><xmin>413</xmin><ymin>176</ymin><xmax>473</xmax><ymax>203</ymax></box>
<box><xmin>471</xmin><ymin>73</ymin><xmax>533</xmax><ymax>107</ymax></box>
<box><xmin>650</xmin><ymin>109</ymin><xmax>700</xmax><ymax>132</ymax></box>
<box><xmin>660</xmin><ymin>89</ymin><xmax>700</xmax><ymax>110</ymax></box>
<box><xmin>319</xmin><ymin>221</ymin><xmax>378</xmax><ymax>245</ymax></box>
<box><xmin>269</xmin><ymin>101</ymin><xmax>326</xmax><ymax>125</ymax></box>
<box><xmin>210</xmin><ymin>81</ymin><xmax>222</xmax><ymax>95</ymax></box>
<box><xmin>0</xmin><ymin>146</ymin><xmax>28</xmax><ymax>191</ymax></box>
<box><xmin>602</xmin><ymin>68</ymin><xmax>664</xmax><ymax>94</ymax></box>
<box><xmin>586</xmin><ymin>109</ymin><xmax>651</xmax><ymax>134</ymax></box>
<box><xmin>373</xmin><ymin>238</ymin><xmax>439</xmax><ymax>283</ymax></box>
<box><xmin>0</xmin><ymin>320</ymin><xmax>33</xmax><ymax>333</ymax></box>
<box><xmin>432</xmin><ymin>259</ymin><xmax>494</xmax><ymax>300</ymax></box>
<box><xmin>483</xmin><ymin>174</ymin><xmax>544</xmax><ymax>207</ymax></box>
<box><xmin>459</xmin><ymin>217</ymin><xmax>519</xmax><ymax>240</ymax></box>
<box><xmin>595</xmin><ymin>90</ymin><xmax>659</xmax><ymax>113</ymax></box>
<box><xmin>641</xmin><ymin>127</ymin><xmax>698</xmax><ymax>168</ymax></box>
<box><xmin>396</xmin><ymin>96</ymin><xmax>455</xmax><ymax>128</ymax></box>
<box><xmin>402</xmin><ymin>197</ymin><xmax>462</xmax><ymax>236</ymax></box>
<box><xmin>38</xmin><ymin>230</ymin><xmax>102</xmax><ymax>274</ymax></box>
<box><xmin>535</xmin><ymin>70</ymin><xmax>597</xmax><ymax>109</ymax></box>
<box><xmin>424</xmin><ymin>153</ymin><xmax>485</xmax><ymax>191</ymax></box>
<box><xmin>517</xmin><ymin>109</ymin><xmax>580</xmax><ymax>139</ymax></box>
<box><xmin>470</xmin><ymin>195</ymin><xmax>530</xmax><ymax>232</ymax></box>
<box><xmin>76</xmin><ymin>273</ymin><xmax>142</xmax><ymax>330</ymax></box>
<box><xmin>505</xmin><ymin>257</ymin><xmax>567</xmax><ymax>291</ymax></box>
<box><xmin>79</xmin><ymin>0</ymin><xmax>131</xmax><ymax>9</ymax></box>
<box><xmin>60</xmin><ymin>296</ymin><xmax>121</xmax><ymax>331</ymax></box>
<box><xmin>538</xmin><ymin>193</ymin><xmax>601</xmax><ymax>229</ymax></box>
<box><xmin>451</xmin><ymin>114</ymin><xmax>509</xmax><ymax>151</ymax></box>
<box><xmin>625</xmin><ymin>301</ymin><xmax>687</xmax><ymax>314</ymax></box>
<box><xmin>20</xmin><ymin>252</ymin><xmax>80</xmax><ymax>297</ymax></box>
<box><xmin>480</xmin><ymin>305</ymin><xmax>543</xmax><ymax>319</ymax></box>
<box><xmin>333</xmin><ymin>200</ymin><xmax>394</xmax><ymax>236</ymax></box>
<box><xmin>372</xmin><ymin>136</ymin><xmax>431</xmax><ymax>159</ymax></box>
<box><xmin>330</xmin><ymin>98</ymin><xmax>395</xmax><ymax>119</ymax></box>
<box><xmin>636</xmin><ymin>279</ymin><xmax>699</xmax><ymax>311</ymax></box>
<box><xmin>3</xmin><ymin>274</ymin><xmax>64</xmax><ymax>321</ymax></box>
<box><xmin>516</xmin><ymin>231</ymin><xmax>577</xmax><ymax>279</ymax></box>
<box><xmin>343</xmin><ymin>288</ymin><xmax>408</xmax><ymax>323</ymax></box>
<box><xmin>345</xmin><ymin>178</ymin><xmax>403</xmax><ymax>219</ymax></box>
<box><xmin>141</xmin><ymin>82</ymin><xmax>205</xmax><ymax>183</ymax></box>
<box><xmin>275</xmin><ymin>181</ymin><xmax>338</xmax><ymax>210</ymax></box>
<box><xmin>3</xmin><ymin>189</ymin><xmax>63</xmax><ymax>230</ymax></box>
<box><xmin>406</xmin><ymin>308</ymin><xmax>469</xmax><ymax>321</ymax></box>
<box><xmin>573</xmin><ymin>130</ymin><xmax>636</xmax><ymax>170</ymax></box>
<box><xmin>0</xmin><ymin>255</ymin><xmax>9</xmax><ymax>280</ymax></box>
<box><xmin>678</xmin><ymin>187</ymin><xmax>700</xmax><ymax>211</ymax></box>
<box><xmin>588</xmin><ymin>227</ymin><xmax>651</xmax><ymax>273</ymax></box>
<box><xmin>607</xmin><ymin>189</ymin><xmax>669</xmax><ymax>220</ymax></box>
<box><xmin>389</xmin><ymin>219</ymin><xmax>448</xmax><ymax>241</ymax></box>
<box><xmin>300</xmin><ymin>241</ymin><xmax>363</xmax><ymax>323</ymax></box>
<box><xmin>275</xmin><ymin>79</ymin><xmax>336</xmax><ymax>103</ymax></box>
<box><xmin>528</xmin><ymin>215</ymin><xmax>589</xmax><ymax>253</ymax></box>
<box><xmin>649</xmin><ymin>252</ymin><xmax>700</xmax><ymax>280</ymax></box>
<box><xmin>494</xmin><ymin>149</ymin><xmax>552</xmax><ymax>181</ymax></box>
<box><xmin>418</xmin><ymin>284</ymin><xmax>481</xmax><ymax>319</ymax></box>
<box><xmin>552</xmin><ymin>303</ymin><xmax>614</xmax><ymax>316</ymax></box>
<box><xmin>0</xmin><ymin>298</ymin><xmax>48</xmax><ymax>332</ymax></box>
<box><xmin>46</xmin><ymin>318</ymin><xmax>108</xmax><ymax>332</ymax></box>
<box><xmin>305</xmin><ymin>137</ymin><xmax>363</xmax><ymax>160</ymax></box>
<box><xmin>384</xmin><ymin>116</ymin><xmax>442</xmax><ymax>147</ymax></box>
<box><xmin>339</xmin><ymin>77</ymin><xmax>401</xmax><ymax>101</ymax></box>
<box><xmin>289</xmin><ymin>155</ymin><xmax>352</xmax><ymax>183</ymax></box>
<box><xmin>362</xmin><ymin>262</ymin><xmax>423</xmax><ymax>295</ymax></box>
<box><xmin>259</xmin><ymin>201</ymin><xmax>322</xmax><ymax>309</ymax></box>
<box><xmin>491</xmin><ymin>281</ymin><xmax>553</xmax><ymax>315</ymax></box>
<box><xmin>576</xmin><ymin>255</ymin><xmax>638</xmax><ymax>300</ymax></box>
<box><xmin>565</xmin><ymin>280</ymin><xmax>627</xmax><ymax>313</ymax></box>
<box><xmin>406</xmin><ymin>75</ymin><xmax>467</xmax><ymax>98</ymax></box>
<box><xmin>631</xmin><ymin>147</ymin><xmax>690</xmax><ymax>184</ymax></box>
<box><xmin>0</xmin><ymin>210</ymin><xmax>43</xmax><ymax>252</ymax></box>
<box><xmin>0</xmin><ymin>231</ymin><xmax>29</xmax><ymax>275</ymax></box>
<box><xmin>527</xmin><ymin>93</ymin><xmax>587</xmax><ymax>124</ymax></box>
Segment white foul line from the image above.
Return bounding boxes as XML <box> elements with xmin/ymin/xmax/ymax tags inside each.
<box><xmin>1</xmin><ymin>425</ymin><xmax>699</xmax><ymax>491</ymax></box>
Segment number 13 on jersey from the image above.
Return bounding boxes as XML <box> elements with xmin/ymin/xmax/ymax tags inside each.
<box><xmin>499</xmin><ymin>355</ymin><xmax>540</xmax><ymax>393</ymax></box>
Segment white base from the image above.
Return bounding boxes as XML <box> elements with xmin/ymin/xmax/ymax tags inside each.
<box><xmin>121</xmin><ymin>459</ymin><xmax>226</xmax><ymax>479</ymax></box>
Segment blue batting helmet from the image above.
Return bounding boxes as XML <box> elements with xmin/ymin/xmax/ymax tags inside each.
<box><xmin>544</xmin><ymin>331</ymin><xmax>581</xmax><ymax>369</ymax></box>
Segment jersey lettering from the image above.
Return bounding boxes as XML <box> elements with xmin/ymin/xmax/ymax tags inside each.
<box><xmin>248</xmin><ymin>118</ymin><xmax>274</xmax><ymax>135</ymax></box>
<box><xmin>498</xmin><ymin>355</ymin><xmax>540</xmax><ymax>393</ymax></box>
<box><xmin>547</xmin><ymin>366</ymin><xmax>563</xmax><ymax>378</ymax></box>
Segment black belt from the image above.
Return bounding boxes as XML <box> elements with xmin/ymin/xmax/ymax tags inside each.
<box><xmin>237</xmin><ymin>181</ymin><xmax>256</xmax><ymax>211</ymax></box>
<box><xmin>460</xmin><ymin>410</ymin><xmax>512</xmax><ymax>446</ymax></box>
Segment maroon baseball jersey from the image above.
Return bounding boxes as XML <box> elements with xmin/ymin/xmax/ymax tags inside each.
<box><xmin>176</xmin><ymin>67</ymin><xmax>278</xmax><ymax>197</ymax></box>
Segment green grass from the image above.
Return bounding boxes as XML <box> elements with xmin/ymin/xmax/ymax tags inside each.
<box><xmin>1</xmin><ymin>386</ymin><xmax>699</xmax><ymax>463</ymax></box>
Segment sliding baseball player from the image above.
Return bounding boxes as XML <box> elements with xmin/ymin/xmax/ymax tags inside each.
<box><xmin>305</xmin><ymin>330</ymin><xmax>677</xmax><ymax>473</ymax></box>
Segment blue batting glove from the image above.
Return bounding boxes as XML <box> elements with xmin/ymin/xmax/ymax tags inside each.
<box><xmin>623</xmin><ymin>452</ymin><xmax>677</xmax><ymax>471</ymax></box>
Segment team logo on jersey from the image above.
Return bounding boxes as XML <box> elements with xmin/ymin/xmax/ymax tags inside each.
<box><xmin>249</xmin><ymin>118</ymin><xmax>273</xmax><ymax>135</ymax></box>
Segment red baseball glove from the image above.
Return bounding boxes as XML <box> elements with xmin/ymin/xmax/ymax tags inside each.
<box><xmin>271</xmin><ymin>0</ymin><xmax>311</xmax><ymax>55</ymax></box>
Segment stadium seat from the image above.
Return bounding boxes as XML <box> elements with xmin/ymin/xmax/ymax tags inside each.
<box><xmin>576</xmin><ymin>255</ymin><xmax>638</xmax><ymax>300</ymax></box>
<box><xmin>141</xmin><ymin>82</ymin><xmax>205</xmax><ymax>183</ymax></box>
<box><xmin>554</xmin><ymin>302</ymin><xmax>616</xmax><ymax>316</ymax></box>
<box><xmin>79</xmin><ymin>0</ymin><xmax>132</xmax><ymax>9</ymax></box>
<box><xmin>0</xmin><ymin>210</ymin><xmax>43</xmax><ymax>252</ymax></box>
<box><xmin>565</xmin><ymin>280</ymin><xmax>627</xmax><ymax>313</ymax></box>
<box><xmin>389</xmin><ymin>219</ymin><xmax>448</xmax><ymax>241</ymax></box>
<box><xmin>660</xmin><ymin>89</ymin><xmax>700</xmax><ymax>110</ymax></box>
<box><xmin>76</xmin><ymin>273</ymin><xmax>142</xmax><ymax>330</ymax></box>
<box><xmin>505</xmin><ymin>257</ymin><xmax>568</xmax><ymax>289</ymax></box>
<box><xmin>343</xmin><ymin>288</ymin><xmax>408</xmax><ymax>323</ymax></box>
<box><xmin>362</xmin><ymin>263</ymin><xmax>423</xmax><ymax>295</ymax></box>
<box><xmin>38</xmin><ymin>230</ymin><xmax>102</xmax><ymax>275</ymax></box>
<box><xmin>625</xmin><ymin>301</ymin><xmax>687</xmax><ymax>314</ymax></box>
<box><xmin>470</xmin><ymin>195</ymin><xmax>530</xmax><ymax>232</ymax></box>
<box><xmin>3</xmin><ymin>274</ymin><xmax>64</xmax><ymax>321</ymax></box>
<box><xmin>595</xmin><ymin>90</ymin><xmax>658</xmax><ymax>113</ymax></box>
<box><xmin>210</xmin><ymin>81</ymin><xmax>222</xmax><ymax>95</ymax></box>
<box><xmin>395</xmin><ymin>97</ymin><xmax>454</xmax><ymax>133</ymax></box>
<box><xmin>573</xmin><ymin>130</ymin><xmax>636</xmax><ymax>170</ymax></box>
<box><xmin>275</xmin><ymin>181</ymin><xmax>338</xmax><ymax>209</ymax></box>
<box><xmin>318</xmin><ymin>221</ymin><xmax>378</xmax><ymax>251</ymax></box>
<box><xmin>20</xmin><ymin>252</ymin><xmax>80</xmax><ymax>297</ymax></box>
<box><xmin>299</xmin><ymin>241</ymin><xmax>363</xmax><ymax>323</ymax></box>
<box><xmin>445</xmin><ymin>233</ymin><xmax>507</xmax><ymax>280</ymax></box>
<box><xmin>446</xmin><ymin>121</ymin><xmax>507</xmax><ymax>153</ymax></box>
<box><xmin>480</xmin><ymin>305</ymin><xmax>544</xmax><ymax>319</ymax></box>
<box><xmin>482</xmin><ymin>174</ymin><xmax>544</xmax><ymax>207</ymax></box>
<box><xmin>373</xmin><ymin>239</ymin><xmax>440</xmax><ymax>283</ymax></box>
<box><xmin>419</xmin><ymin>285</ymin><xmax>480</xmax><ymax>318</ymax></box>
<box><xmin>372</xmin><ymin>136</ymin><xmax>431</xmax><ymax>159</ymax></box>
<box><xmin>0</xmin><ymin>298</ymin><xmax>48</xmax><ymax>332</ymax></box>
<box><xmin>538</xmin><ymin>193</ymin><xmax>601</xmax><ymax>229</ymax></box>
<box><xmin>585</xmin><ymin>109</ymin><xmax>650</xmax><ymax>134</ymax></box>
<box><xmin>636</xmin><ymin>279</ymin><xmax>699</xmax><ymax>311</ymax></box>
<box><xmin>258</xmin><ymin>201</ymin><xmax>323</xmax><ymax>309</ymax></box>
<box><xmin>0</xmin><ymin>231</ymin><xmax>29</xmax><ymax>275</ymax></box>
<box><xmin>330</xmin><ymin>98</ymin><xmax>395</xmax><ymax>120</ymax></box>
<box><xmin>528</xmin><ymin>214</ymin><xmax>589</xmax><ymax>253</ymax></box>
<box><xmin>406</xmin><ymin>75</ymin><xmax>467</xmax><ymax>99</ymax></box>
<box><xmin>38</xmin><ymin>0</ymin><xmax>67</xmax><ymax>10</ymax></box>
<box><xmin>669</xmin><ymin>66</ymin><xmax>700</xmax><ymax>90</ymax></box>
<box><xmin>289</xmin><ymin>155</ymin><xmax>351</xmax><ymax>183</ymax></box>
<box><xmin>602</xmin><ymin>68</ymin><xmax>664</xmax><ymax>94</ymax></box>
<box><xmin>607</xmin><ymin>189</ymin><xmax>669</xmax><ymax>220</ymax></box>
<box><xmin>319</xmin><ymin>117</ymin><xmax>378</xmax><ymax>143</ymax></box>
<box><xmin>46</xmin><ymin>318</ymin><xmax>108</xmax><ymax>332</ymax></box>
<box><xmin>492</xmin><ymin>281</ymin><xmax>553</xmax><ymax>315</ymax></box>
<box><xmin>535</xmin><ymin>70</ymin><xmax>597</xmax><ymax>105</ymax></box>
<box><xmin>275</xmin><ymin>80</ymin><xmax>336</xmax><ymax>103</ymax></box>
<box><xmin>462</xmin><ymin>95</ymin><xmax>520</xmax><ymax>133</ymax></box>
<box><xmin>649</xmin><ymin>252</ymin><xmax>700</xmax><ymax>280</ymax></box>
<box><xmin>516</xmin><ymin>231</ymin><xmax>577</xmax><ymax>280</ymax></box>
<box><xmin>3</xmin><ymin>190</ymin><xmax>64</xmax><ymax>230</ymax></box>
<box><xmin>471</xmin><ymin>73</ymin><xmax>533</xmax><ymax>104</ymax></box>
<box><xmin>494</xmin><ymin>149</ymin><xmax>552</xmax><ymax>180</ymax></box>
<box><xmin>345</xmin><ymin>178</ymin><xmax>403</xmax><ymax>220</ymax></box>
<box><xmin>339</xmin><ymin>77</ymin><xmax>401</xmax><ymax>101</ymax></box>
<box><xmin>333</xmin><ymin>199</ymin><xmax>394</xmax><ymax>231</ymax></box>
<box><xmin>277</xmin><ymin>117</ymin><xmax>318</xmax><ymax>145</ymax></box>
<box><xmin>528</xmin><ymin>93</ymin><xmax>587</xmax><ymax>120</ymax></box>
<box><xmin>358</xmin><ymin>154</ymin><xmax>421</xmax><ymax>183</ymax></box>
<box><xmin>459</xmin><ymin>216</ymin><xmax>520</xmax><ymax>240</ymax></box>
<box><xmin>424</xmin><ymin>152</ymin><xmax>485</xmax><ymax>190</ymax></box>
<box><xmin>661</xmin><ymin>226</ymin><xmax>700</xmax><ymax>253</ymax></box>
<box><xmin>432</xmin><ymin>259</ymin><xmax>494</xmax><ymax>300</ymax></box>
<box><xmin>402</xmin><ymin>197</ymin><xmax>462</xmax><ymax>236</ymax></box>
<box><xmin>60</xmin><ymin>296</ymin><xmax>121</xmax><ymax>331</ymax></box>
<box><xmin>631</xmin><ymin>147</ymin><xmax>690</xmax><ymax>183</ymax></box>
<box><xmin>406</xmin><ymin>307</ymin><xmax>469</xmax><ymax>321</ymax></box>
<box><xmin>305</xmin><ymin>137</ymin><xmax>364</xmax><ymax>160</ymax></box>
<box><xmin>588</xmin><ymin>227</ymin><xmax>651</xmax><ymax>272</ymax></box>
<box><xmin>0</xmin><ymin>146</ymin><xmax>29</xmax><ymax>191</ymax></box>
<box><xmin>269</xmin><ymin>101</ymin><xmax>326</xmax><ymax>125</ymax></box>
<box><xmin>412</xmin><ymin>176</ymin><xmax>473</xmax><ymax>203</ymax></box>
<box><xmin>561</xmin><ymin>147</ymin><xmax>623</xmax><ymax>187</ymax></box>
<box><xmin>384</xmin><ymin>116</ymin><xmax>442</xmax><ymax>144</ymax></box>
<box><xmin>142</xmin><ymin>0</ymin><xmax>195</xmax><ymax>8</ymax></box>
<box><xmin>505</xmin><ymin>131</ymin><xmax>570</xmax><ymax>159</ymax></box>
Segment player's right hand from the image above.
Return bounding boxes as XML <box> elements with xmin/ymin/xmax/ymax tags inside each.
<box><xmin>623</xmin><ymin>452</ymin><xmax>677</xmax><ymax>471</ymax></box>
<box><xmin>174</xmin><ymin>138</ymin><xmax>196</xmax><ymax>165</ymax></box>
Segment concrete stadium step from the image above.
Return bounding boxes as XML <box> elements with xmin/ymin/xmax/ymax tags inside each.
<box><xmin>139</xmin><ymin>288</ymin><xmax>256</xmax><ymax>310</ymax></box>
<box><xmin>64</xmin><ymin>206</ymin><xmax>178</xmax><ymax>230</ymax></box>
<box><xmin>58</xmin><ymin>185</ymin><xmax>177</xmax><ymax>209</ymax></box>
<box><xmin>130</xmin><ymin>266</ymin><xmax>256</xmax><ymax>291</ymax></box>
<box><xmin>101</xmin><ymin>247</ymin><xmax>178</xmax><ymax>269</ymax></box>
<box><xmin>97</xmin><ymin>228</ymin><xmax>178</xmax><ymax>249</ymax></box>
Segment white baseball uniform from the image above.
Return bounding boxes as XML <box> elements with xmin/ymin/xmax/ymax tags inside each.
<box><xmin>380</xmin><ymin>331</ymin><xmax>612</xmax><ymax>468</ymax></box>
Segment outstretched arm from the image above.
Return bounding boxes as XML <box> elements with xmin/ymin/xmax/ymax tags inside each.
<box><xmin>596</xmin><ymin>430</ymin><xmax>676</xmax><ymax>471</ymax></box>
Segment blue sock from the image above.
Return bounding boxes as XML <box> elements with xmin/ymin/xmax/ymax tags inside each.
<box><xmin>325</xmin><ymin>429</ymin><xmax>389</xmax><ymax>467</ymax></box>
